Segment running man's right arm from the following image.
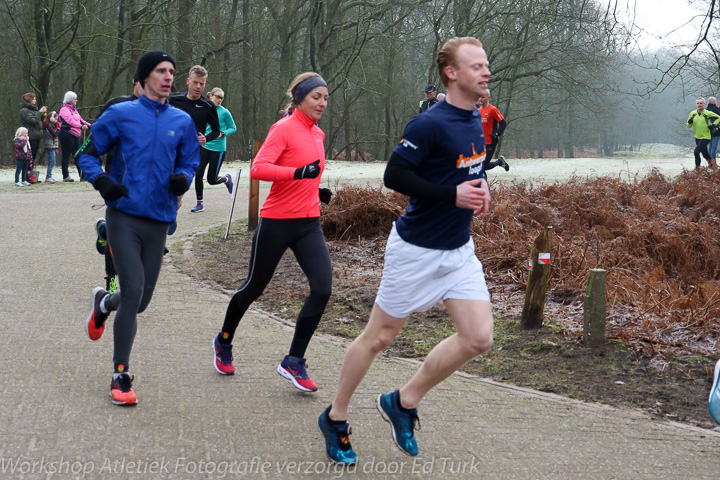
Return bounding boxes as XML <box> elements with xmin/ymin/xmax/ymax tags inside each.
<box><xmin>77</xmin><ymin>109</ymin><xmax>119</xmax><ymax>183</ymax></box>
<box><xmin>77</xmin><ymin>130</ymin><xmax>128</xmax><ymax>201</ymax></box>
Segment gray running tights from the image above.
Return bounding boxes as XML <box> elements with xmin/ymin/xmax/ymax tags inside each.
<box><xmin>104</xmin><ymin>207</ymin><xmax>169</xmax><ymax>367</ymax></box>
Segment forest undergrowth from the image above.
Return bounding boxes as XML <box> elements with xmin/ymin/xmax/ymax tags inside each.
<box><xmin>321</xmin><ymin>167</ymin><xmax>720</xmax><ymax>365</ymax></box>
<box><xmin>180</xmin><ymin>167</ymin><xmax>720</xmax><ymax>426</ymax></box>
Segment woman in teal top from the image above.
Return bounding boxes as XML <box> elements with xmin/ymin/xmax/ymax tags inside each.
<box><xmin>191</xmin><ymin>87</ymin><xmax>238</xmax><ymax>212</ymax></box>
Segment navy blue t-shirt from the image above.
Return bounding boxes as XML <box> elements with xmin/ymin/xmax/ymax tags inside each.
<box><xmin>392</xmin><ymin>99</ymin><xmax>485</xmax><ymax>250</ymax></box>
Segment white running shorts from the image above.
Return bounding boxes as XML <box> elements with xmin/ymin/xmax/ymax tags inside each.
<box><xmin>375</xmin><ymin>224</ymin><xmax>490</xmax><ymax>319</ymax></box>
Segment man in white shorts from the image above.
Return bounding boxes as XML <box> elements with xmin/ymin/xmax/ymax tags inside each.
<box><xmin>318</xmin><ymin>36</ymin><xmax>493</xmax><ymax>464</ymax></box>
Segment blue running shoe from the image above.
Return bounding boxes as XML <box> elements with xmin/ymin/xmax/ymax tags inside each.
<box><xmin>95</xmin><ymin>218</ymin><xmax>107</xmax><ymax>255</ymax></box>
<box><xmin>377</xmin><ymin>390</ymin><xmax>420</xmax><ymax>456</ymax></box>
<box><xmin>317</xmin><ymin>406</ymin><xmax>357</xmax><ymax>465</ymax></box>
<box><xmin>225</xmin><ymin>173</ymin><xmax>234</xmax><ymax>195</ymax></box>
<box><xmin>190</xmin><ymin>202</ymin><xmax>204</xmax><ymax>213</ymax></box>
<box><xmin>710</xmin><ymin>358</ymin><xmax>720</xmax><ymax>424</ymax></box>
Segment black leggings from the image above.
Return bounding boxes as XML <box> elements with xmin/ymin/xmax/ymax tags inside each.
<box><xmin>694</xmin><ymin>138</ymin><xmax>711</xmax><ymax>167</ymax></box>
<box><xmin>103</xmin><ymin>207</ymin><xmax>169</xmax><ymax>368</ymax></box>
<box><xmin>221</xmin><ymin>217</ymin><xmax>332</xmax><ymax>358</ymax></box>
<box><xmin>484</xmin><ymin>141</ymin><xmax>503</xmax><ymax>171</ymax></box>
<box><xmin>59</xmin><ymin>131</ymin><xmax>80</xmax><ymax>179</ymax></box>
<box><xmin>29</xmin><ymin>139</ymin><xmax>40</xmax><ymax>172</ymax></box>
<box><xmin>195</xmin><ymin>148</ymin><xmax>228</xmax><ymax>201</ymax></box>
<box><xmin>105</xmin><ymin>247</ymin><xmax>117</xmax><ymax>290</ymax></box>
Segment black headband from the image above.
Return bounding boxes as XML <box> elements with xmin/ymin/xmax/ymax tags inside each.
<box><xmin>292</xmin><ymin>76</ymin><xmax>327</xmax><ymax>105</ymax></box>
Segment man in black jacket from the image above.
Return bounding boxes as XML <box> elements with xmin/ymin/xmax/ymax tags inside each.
<box><xmin>418</xmin><ymin>84</ymin><xmax>438</xmax><ymax>114</ymax></box>
<box><xmin>169</xmin><ymin>65</ymin><xmax>225</xmax><ymax>212</ymax></box>
<box><xmin>169</xmin><ymin>65</ymin><xmax>221</xmax><ymax>145</ymax></box>
<box><xmin>707</xmin><ymin>96</ymin><xmax>720</xmax><ymax>165</ymax></box>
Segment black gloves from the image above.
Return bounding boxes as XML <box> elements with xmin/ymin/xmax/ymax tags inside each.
<box><xmin>688</xmin><ymin>113</ymin><xmax>697</xmax><ymax>125</ymax></box>
<box><xmin>294</xmin><ymin>160</ymin><xmax>321</xmax><ymax>180</ymax></box>
<box><xmin>319</xmin><ymin>188</ymin><xmax>332</xmax><ymax>204</ymax></box>
<box><xmin>489</xmin><ymin>133</ymin><xmax>499</xmax><ymax>141</ymax></box>
<box><xmin>169</xmin><ymin>173</ymin><xmax>188</xmax><ymax>195</ymax></box>
<box><xmin>93</xmin><ymin>174</ymin><xmax>128</xmax><ymax>202</ymax></box>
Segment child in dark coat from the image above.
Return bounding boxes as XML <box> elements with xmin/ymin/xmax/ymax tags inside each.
<box><xmin>14</xmin><ymin>127</ymin><xmax>32</xmax><ymax>186</ymax></box>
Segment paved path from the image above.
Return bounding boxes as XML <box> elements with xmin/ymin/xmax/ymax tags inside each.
<box><xmin>1</xmin><ymin>184</ymin><xmax>719</xmax><ymax>480</ymax></box>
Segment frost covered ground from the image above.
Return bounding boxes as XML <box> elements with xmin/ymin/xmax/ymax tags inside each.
<box><xmin>0</xmin><ymin>143</ymin><xmax>697</xmax><ymax>192</ymax></box>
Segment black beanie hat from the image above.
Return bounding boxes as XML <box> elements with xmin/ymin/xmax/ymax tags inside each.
<box><xmin>135</xmin><ymin>50</ymin><xmax>175</xmax><ymax>88</ymax></box>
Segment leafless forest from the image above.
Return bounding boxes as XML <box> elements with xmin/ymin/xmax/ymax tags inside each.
<box><xmin>1</xmin><ymin>0</ymin><xmax>718</xmax><ymax>164</ymax></box>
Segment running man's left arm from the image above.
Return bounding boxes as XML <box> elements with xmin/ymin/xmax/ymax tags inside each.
<box><xmin>490</xmin><ymin>109</ymin><xmax>506</xmax><ymax>141</ymax></box>
<box><xmin>494</xmin><ymin>118</ymin><xmax>507</xmax><ymax>138</ymax></box>
<box><xmin>384</xmin><ymin>152</ymin><xmax>456</xmax><ymax>204</ymax></box>
<box><xmin>204</xmin><ymin>105</ymin><xmax>222</xmax><ymax>142</ymax></box>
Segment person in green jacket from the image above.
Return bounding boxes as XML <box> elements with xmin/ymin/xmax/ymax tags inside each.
<box><xmin>190</xmin><ymin>87</ymin><xmax>237</xmax><ymax>212</ymax></box>
<box><xmin>19</xmin><ymin>93</ymin><xmax>47</xmax><ymax>182</ymax></box>
<box><xmin>687</xmin><ymin>97</ymin><xmax>720</xmax><ymax>168</ymax></box>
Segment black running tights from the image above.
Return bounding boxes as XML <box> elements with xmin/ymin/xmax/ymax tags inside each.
<box><xmin>195</xmin><ymin>148</ymin><xmax>228</xmax><ymax>201</ymax></box>
<box><xmin>221</xmin><ymin>217</ymin><xmax>332</xmax><ymax>358</ymax></box>
<box><xmin>484</xmin><ymin>141</ymin><xmax>502</xmax><ymax>170</ymax></box>
<box><xmin>59</xmin><ymin>131</ymin><xmax>80</xmax><ymax>179</ymax></box>
<box><xmin>694</xmin><ymin>138</ymin><xmax>711</xmax><ymax>167</ymax></box>
<box><xmin>104</xmin><ymin>207</ymin><xmax>169</xmax><ymax>367</ymax></box>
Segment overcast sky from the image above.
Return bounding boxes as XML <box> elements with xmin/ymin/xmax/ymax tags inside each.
<box><xmin>626</xmin><ymin>0</ymin><xmax>710</xmax><ymax>49</ymax></box>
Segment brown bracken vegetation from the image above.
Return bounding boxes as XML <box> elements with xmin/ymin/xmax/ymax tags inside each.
<box><xmin>321</xmin><ymin>168</ymin><xmax>720</xmax><ymax>363</ymax></box>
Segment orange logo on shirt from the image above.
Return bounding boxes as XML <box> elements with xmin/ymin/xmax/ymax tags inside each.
<box><xmin>456</xmin><ymin>143</ymin><xmax>486</xmax><ymax>168</ymax></box>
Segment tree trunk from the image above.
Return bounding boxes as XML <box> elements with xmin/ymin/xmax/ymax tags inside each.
<box><xmin>583</xmin><ymin>269</ymin><xmax>607</xmax><ymax>346</ymax></box>
<box><xmin>521</xmin><ymin>226</ymin><xmax>553</xmax><ymax>330</ymax></box>
<box><xmin>240</xmin><ymin>0</ymin><xmax>251</xmax><ymax>141</ymax></box>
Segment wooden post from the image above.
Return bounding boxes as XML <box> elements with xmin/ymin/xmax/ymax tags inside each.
<box><xmin>583</xmin><ymin>269</ymin><xmax>607</xmax><ymax>346</ymax></box>
<box><xmin>521</xmin><ymin>226</ymin><xmax>553</xmax><ymax>330</ymax></box>
<box><xmin>248</xmin><ymin>138</ymin><xmax>261</xmax><ymax>230</ymax></box>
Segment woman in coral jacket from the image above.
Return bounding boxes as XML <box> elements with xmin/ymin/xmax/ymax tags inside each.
<box><xmin>212</xmin><ymin>72</ymin><xmax>332</xmax><ymax>393</ymax></box>
<box><xmin>58</xmin><ymin>91</ymin><xmax>91</xmax><ymax>181</ymax></box>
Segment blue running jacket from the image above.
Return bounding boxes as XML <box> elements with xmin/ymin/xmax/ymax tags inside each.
<box><xmin>78</xmin><ymin>94</ymin><xmax>200</xmax><ymax>222</ymax></box>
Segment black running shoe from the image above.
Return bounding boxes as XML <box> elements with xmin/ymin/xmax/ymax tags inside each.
<box><xmin>498</xmin><ymin>155</ymin><xmax>510</xmax><ymax>172</ymax></box>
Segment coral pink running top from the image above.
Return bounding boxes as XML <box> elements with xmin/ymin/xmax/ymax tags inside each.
<box><xmin>251</xmin><ymin>108</ymin><xmax>325</xmax><ymax>219</ymax></box>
